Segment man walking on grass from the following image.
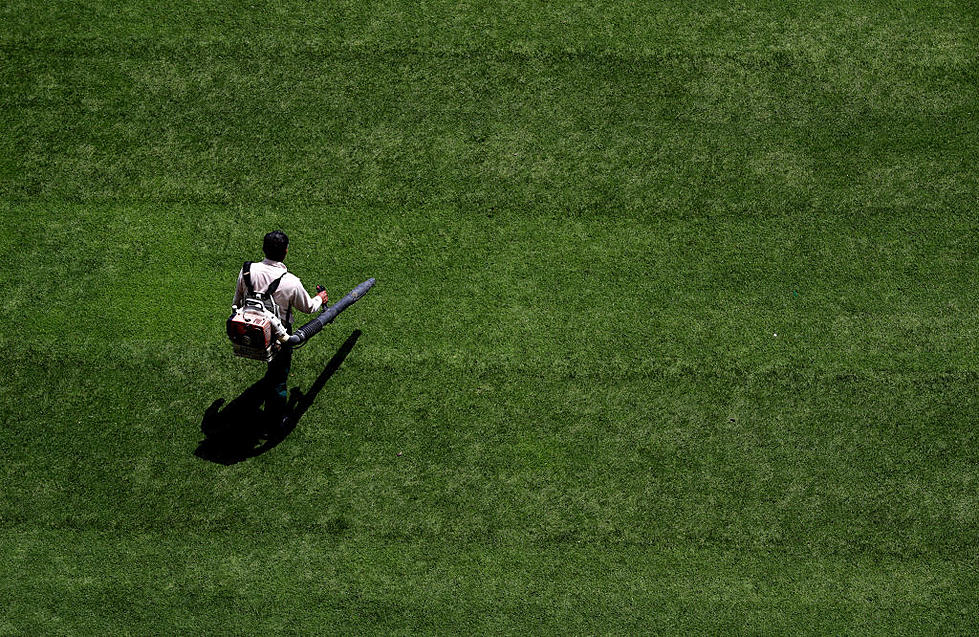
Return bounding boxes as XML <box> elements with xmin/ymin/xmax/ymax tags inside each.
<box><xmin>232</xmin><ymin>230</ymin><xmax>328</xmax><ymax>432</ymax></box>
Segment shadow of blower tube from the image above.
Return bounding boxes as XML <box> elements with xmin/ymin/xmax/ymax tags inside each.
<box><xmin>287</xmin><ymin>278</ymin><xmax>375</xmax><ymax>347</ymax></box>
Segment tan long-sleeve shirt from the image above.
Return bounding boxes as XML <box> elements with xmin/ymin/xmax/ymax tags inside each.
<box><xmin>232</xmin><ymin>258</ymin><xmax>322</xmax><ymax>327</ymax></box>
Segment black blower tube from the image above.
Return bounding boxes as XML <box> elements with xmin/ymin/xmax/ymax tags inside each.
<box><xmin>287</xmin><ymin>278</ymin><xmax>375</xmax><ymax>347</ymax></box>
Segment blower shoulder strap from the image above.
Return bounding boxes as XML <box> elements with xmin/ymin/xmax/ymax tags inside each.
<box><xmin>242</xmin><ymin>261</ymin><xmax>286</xmax><ymax>299</ymax></box>
<box><xmin>242</xmin><ymin>261</ymin><xmax>254</xmax><ymax>295</ymax></box>
<box><xmin>265</xmin><ymin>272</ymin><xmax>287</xmax><ymax>296</ymax></box>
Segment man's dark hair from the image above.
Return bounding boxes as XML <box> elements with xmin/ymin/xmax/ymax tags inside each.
<box><xmin>263</xmin><ymin>230</ymin><xmax>289</xmax><ymax>261</ymax></box>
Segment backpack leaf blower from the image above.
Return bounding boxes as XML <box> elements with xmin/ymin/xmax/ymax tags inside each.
<box><xmin>228</xmin><ymin>274</ymin><xmax>375</xmax><ymax>361</ymax></box>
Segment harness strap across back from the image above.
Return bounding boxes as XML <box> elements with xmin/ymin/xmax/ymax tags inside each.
<box><xmin>242</xmin><ymin>261</ymin><xmax>287</xmax><ymax>297</ymax></box>
<box><xmin>265</xmin><ymin>272</ymin><xmax>287</xmax><ymax>296</ymax></box>
<box><xmin>242</xmin><ymin>261</ymin><xmax>254</xmax><ymax>294</ymax></box>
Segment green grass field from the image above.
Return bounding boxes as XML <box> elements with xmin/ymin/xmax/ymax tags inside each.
<box><xmin>2</xmin><ymin>0</ymin><xmax>978</xmax><ymax>633</ymax></box>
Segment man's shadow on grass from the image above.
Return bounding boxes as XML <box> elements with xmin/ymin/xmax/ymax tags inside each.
<box><xmin>195</xmin><ymin>330</ymin><xmax>361</xmax><ymax>465</ymax></box>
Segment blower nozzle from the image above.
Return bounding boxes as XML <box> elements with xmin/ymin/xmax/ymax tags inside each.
<box><xmin>286</xmin><ymin>278</ymin><xmax>375</xmax><ymax>347</ymax></box>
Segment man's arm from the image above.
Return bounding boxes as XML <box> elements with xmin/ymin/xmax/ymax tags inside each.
<box><xmin>290</xmin><ymin>276</ymin><xmax>328</xmax><ymax>314</ymax></box>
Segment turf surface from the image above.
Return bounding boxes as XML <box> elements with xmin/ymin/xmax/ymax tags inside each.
<box><xmin>2</xmin><ymin>0</ymin><xmax>978</xmax><ymax>633</ymax></box>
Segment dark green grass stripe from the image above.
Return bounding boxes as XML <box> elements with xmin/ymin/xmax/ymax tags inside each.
<box><xmin>3</xmin><ymin>37</ymin><xmax>975</xmax><ymax>68</ymax></box>
<box><xmin>2</xmin><ymin>529</ymin><xmax>976</xmax><ymax>634</ymax></box>
<box><xmin>2</xmin><ymin>342</ymin><xmax>976</xmax><ymax>559</ymax></box>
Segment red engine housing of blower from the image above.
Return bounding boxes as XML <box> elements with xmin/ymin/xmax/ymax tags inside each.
<box><xmin>227</xmin><ymin>305</ymin><xmax>278</xmax><ymax>362</ymax></box>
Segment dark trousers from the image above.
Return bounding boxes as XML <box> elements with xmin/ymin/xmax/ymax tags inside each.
<box><xmin>263</xmin><ymin>344</ymin><xmax>292</xmax><ymax>421</ymax></box>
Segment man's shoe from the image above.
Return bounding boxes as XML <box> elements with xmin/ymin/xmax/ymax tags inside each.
<box><xmin>263</xmin><ymin>413</ymin><xmax>294</xmax><ymax>441</ymax></box>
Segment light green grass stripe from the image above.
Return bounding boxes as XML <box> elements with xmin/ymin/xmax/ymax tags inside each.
<box><xmin>3</xmin><ymin>203</ymin><xmax>977</xmax><ymax>375</ymax></box>
<box><xmin>2</xmin><ymin>22</ymin><xmax>974</xmax><ymax>209</ymax></box>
